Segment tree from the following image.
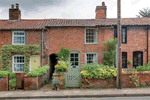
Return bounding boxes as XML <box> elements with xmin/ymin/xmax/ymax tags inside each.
<box><xmin>137</xmin><ymin>7</ymin><xmax>150</xmax><ymax>17</ymax></box>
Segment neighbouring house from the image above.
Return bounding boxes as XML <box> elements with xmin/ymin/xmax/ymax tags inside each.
<box><xmin>0</xmin><ymin>2</ymin><xmax>150</xmax><ymax>78</ymax></box>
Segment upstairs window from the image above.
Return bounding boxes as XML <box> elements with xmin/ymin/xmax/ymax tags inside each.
<box><xmin>85</xmin><ymin>28</ymin><xmax>98</xmax><ymax>44</ymax></box>
<box><xmin>12</xmin><ymin>31</ymin><xmax>25</xmax><ymax>45</ymax></box>
<box><xmin>114</xmin><ymin>27</ymin><xmax>127</xmax><ymax>43</ymax></box>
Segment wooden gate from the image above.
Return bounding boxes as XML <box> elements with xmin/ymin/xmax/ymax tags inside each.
<box><xmin>65</xmin><ymin>51</ymin><xmax>81</xmax><ymax>87</ymax></box>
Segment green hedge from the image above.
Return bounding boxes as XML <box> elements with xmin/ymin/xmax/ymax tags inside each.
<box><xmin>0</xmin><ymin>71</ymin><xmax>10</xmax><ymax>78</ymax></box>
<box><xmin>9</xmin><ymin>78</ymin><xmax>16</xmax><ymax>88</ymax></box>
<box><xmin>9</xmin><ymin>73</ymin><xmax>16</xmax><ymax>80</ymax></box>
<box><xmin>127</xmin><ymin>62</ymin><xmax>150</xmax><ymax>71</ymax></box>
<box><xmin>27</xmin><ymin>65</ymin><xmax>50</xmax><ymax>76</ymax></box>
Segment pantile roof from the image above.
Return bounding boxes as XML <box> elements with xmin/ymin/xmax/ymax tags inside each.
<box><xmin>0</xmin><ymin>18</ymin><xmax>150</xmax><ymax>29</ymax></box>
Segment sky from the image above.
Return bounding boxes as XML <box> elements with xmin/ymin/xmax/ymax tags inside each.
<box><xmin>0</xmin><ymin>0</ymin><xmax>149</xmax><ymax>19</ymax></box>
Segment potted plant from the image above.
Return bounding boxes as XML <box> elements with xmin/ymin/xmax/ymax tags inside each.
<box><xmin>54</xmin><ymin>61</ymin><xmax>69</xmax><ymax>75</ymax></box>
<box><xmin>127</xmin><ymin>59</ymin><xmax>132</xmax><ymax>64</ymax></box>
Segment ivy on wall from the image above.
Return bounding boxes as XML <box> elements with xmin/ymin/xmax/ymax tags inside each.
<box><xmin>0</xmin><ymin>45</ymin><xmax>41</xmax><ymax>74</ymax></box>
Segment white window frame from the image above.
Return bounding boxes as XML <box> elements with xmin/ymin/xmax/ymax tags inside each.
<box><xmin>85</xmin><ymin>28</ymin><xmax>98</xmax><ymax>44</ymax></box>
<box><xmin>12</xmin><ymin>31</ymin><xmax>25</xmax><ymax>45</ymax></box>
<box><xmin>85</xmin><ymin>52</ymin><xmax>98</xmax><ymax>64</ymax></box>
<box><xmin>12</xmin><ymin>55</ymin><xmax>24</xmax><ymax>72</ymax></box>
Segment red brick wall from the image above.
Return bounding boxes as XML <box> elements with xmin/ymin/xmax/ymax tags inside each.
<box><xmin>0</xmin><ymin>75</ymin><xmax>9</xmax><ymax>91</ymax></box>
<box><xmin>0</xmin><ymin>30</ymin><xmax>48</xmax><ymax>71</ymax></box>
<box><xmin>24</xmin><ymin>69</ymin><xmax>50</xmax><ymax>90</ymax></box>
<box><xmin>47</xmin><ymin>27</ymin><xmax>114</xmax><ymax>65</ymax></box>
<box><xmin>121</xmin><ymin>27</ymin><xmax>148</xmax><ymax>68</ymax></box>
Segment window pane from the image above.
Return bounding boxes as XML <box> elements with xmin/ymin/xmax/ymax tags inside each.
<box><xmin>86</xmin><ymin>29</ymin><xmax>97</xmax><ymax>43</ymax></box>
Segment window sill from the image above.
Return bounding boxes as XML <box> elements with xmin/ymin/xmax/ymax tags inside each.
<box><xmin>12</xmin><ymin>71</ymin><xmax>25</xmax><ymax>73</ymax></box>
<box><xmin>12</xmin><ymin>44</ymin><xmax>25</xmax><ymax>45</ymax></box>
<box><xmin>84</xmin><ymin>43</ymin><xmax>98</xmax><ymax>45</ymax></box>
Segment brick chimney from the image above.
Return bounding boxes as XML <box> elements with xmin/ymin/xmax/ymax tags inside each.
<box><xmin>95</xmin><ymin>2</ymin><xmax>107</xmax><ymax>19</ymax></box>
<box><xmin>9</xmin><ymin>3</ymin><xmax>21</xmax><ymax>20</ymax></box>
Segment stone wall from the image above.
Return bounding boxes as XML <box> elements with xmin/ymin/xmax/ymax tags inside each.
<box><xmin>0</xmin><ymin>75</ymin><xmax>9</xmax><ymax>91</ymax></box>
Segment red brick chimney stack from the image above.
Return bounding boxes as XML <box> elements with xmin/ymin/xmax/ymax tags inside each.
<box><xmin>16</xmin><ymin>3</ymin><xmax>19</xmax><ymax>9</ymax></box>
<box><xmin>11</xmin><ymin>4</ymin><xmax>14</xmax><ymax>9</ymax></box>
<box><xmin>95</xmin><ymin>1</ymin><xmax>107</xmax><ymax>19</ymax></box>
<box><xmin>9</xmin><ymin>3</ymin><xmax>21</xmax><ymax>20</ymax></box>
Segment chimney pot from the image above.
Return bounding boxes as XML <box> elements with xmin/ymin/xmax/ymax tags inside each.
<box><xmin>102</xmin><ymin>2</ymin><xmax>105</xmax><ymax>6</ymax></box>
<box><xmin>11</xmin><ymin>4</ymin><xmax>14</xmax><ymax>9</ymax></box>
<box><xmin>16</xmin><ymin>3</ymin><xmax>19</xmax><ymax>9</ymax></box>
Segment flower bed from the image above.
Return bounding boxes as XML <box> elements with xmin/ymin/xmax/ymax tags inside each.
<box><xmin>24</xmin><ymin>65</ymin><xmax>50</xmax><ymax>90</ymax></box>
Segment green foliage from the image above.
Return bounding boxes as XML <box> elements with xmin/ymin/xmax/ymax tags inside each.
<box><xmin>52</xmin><ymin>78</ymin><xmax>61</xmax><ymax>90</ymax></box>
<box><xmin>127</xmin><ymin>59</ymin><xmax>132</xmax><ymax>64</ymax></box>
<box><xmin>140</xmin><ymin>84</ymin><xmax>147</xmax><ymax>88</ymax></box>
<box><xmin>9</xmin><ymin>73</ymin><xmax>16</xmax><ymax>80</ymax></box>
<box><xmin>9</xmin><ymin>78</ymin><xmax>16</xmax><ymax>88</ymax></box>
<box><xmin>27</xmin><ymin>65</ymin><xmax>50</xmax><ymax>76</ymax></box>
<box><xmin>127</xmin><ymin>62</ymin><xmax>150</xmax><ymax>71</ymax></box>
<box><xmin>103</xmin><ymin>38</ymin><xmax>118</xmax><ymax>66</ymax></box>
<box><xmin>81</xmin><ymin>63</ymin><xmax>117</xmax><ymax>81</ymax></box>
<box><xmin>54</xmin><ymin>61</ymin><xmax>69</xmax><ymax>75</ymax></box>
<box><xmin>129</xmin><ymin>74</ymin><xmax>139</xmax><ymax>87</ymax></box>
<box><xmin>0</xmin><ymin>45</ymin><xmax>41</xmax><ymax>74</ymax></box>
<box><xmin>136</xmin><ymin>7</ymin><xmax>150</xmax><ymax>17</ymax></box>
<box><xmin>44</xmin><ymin>79</ymin><xmax>49</xmax><ymax>84</ymax></box>
<box><xmin>57</xmin><ymin>46</ymin><xmax>70</xmax><ymax>62</ymax></box>
<box><xmin>0</xmin><ymin>71</ymin><xmax>10</xmax><ymax>78</ymax></box>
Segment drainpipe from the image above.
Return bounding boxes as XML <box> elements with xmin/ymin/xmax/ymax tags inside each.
<box><xmin>41</xmin><ymin>29</ymin><xmax>44</xmax><ymax>66</ymax></box>
<box><xmin>147</xmin><ymin>26</ymin><xmax>149</xmax><ymax>63</ymax></box>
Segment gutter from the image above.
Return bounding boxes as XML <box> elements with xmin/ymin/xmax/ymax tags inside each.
<box><xmin>41</xmin><ymin>29</ymin><xmax>44</xmax><ymax>66</ymax></box>
<box><xmin>147</xmin><ymin>26</ymin><xmax>149</xmax><ymax>63</ymax></box>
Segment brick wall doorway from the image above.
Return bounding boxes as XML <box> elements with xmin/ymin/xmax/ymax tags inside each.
<box><xmin>49</xmin><ymin>54</ymin><xmax>58</xmax><ymax>79</ymax></box>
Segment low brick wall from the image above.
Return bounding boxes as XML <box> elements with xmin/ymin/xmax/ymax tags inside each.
<box><xmin>24</xmin><ymin>69</ymin><xmax>50</xmax><ymax>90</ymax></box>
<box><xmin>81</xmin><ymin>77</ymin><xmax>116</xmax><ymax>88</ymax></box>
<box><xmin>38</xmin><ymin>69</ymin><xmax>50</xmax><ymax>88</ymax></box>
<box><xmin>122</xmin><ymin>71</ymin><xmax>150</xmax><ymax>87</ymax></box>
<box><xmin>0</xmin><ymin>75</ymin><xmax>9</xmax><ymax>91</ymax></box>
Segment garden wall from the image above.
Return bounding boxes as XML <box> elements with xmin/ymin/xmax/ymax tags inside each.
<box><xmin>81</xmin><ymin>77</ymin><xmax>116</xmax><ymax>88</ymax></box>
<box><xmin>81</xmin><ymin>71</ymin><xmax>150</xmax><ymax>88</ymax></box>
<box><xmin>0</xmin><ymin>75</ymin><xmax>9</xmax><ymax>91</ymax></box>
<box><xmin>122</xmin><ymin>71</ymin><xmax>150</xmax><ymax>88</ymax></box>
<box><xmin>24</xmin><ymin>69</ymin><xmax>50</xmax><ymax>90</ymax></box>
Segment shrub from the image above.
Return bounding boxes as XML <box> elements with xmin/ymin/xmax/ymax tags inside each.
<box><xmin>9</xmin><ymin>78</ymin><xmax>16</xmax><ymax>88</ymax></box>
<box><xmin>27</xmin><ymin>65</ymin><xmax>50</xmax><ymax>76</ymax></box>
<box><xmin>44</xmin><ymin>79</ymin><xmax>49</xmax><ymax>84</ymax></box>
<box><xmin>80</xmin><ymin>63</ymin><xmax>117</xmax><ymax>80</ymax></box>
<box><xmin>54</xmin><ymin>61</ymin><xmax>69</xmax><ymax>75</ymax></box>
<box><xmin>57</xmin><ymin>46</ymin><xmax>70</xmax><ymax>62</ymax></box>
<box><xmin>0</xmin><ymin>71</ymin><xmax>10</xmax><ymax>78</ymax></box>
<box><xmin>9</xmin><ymin>73</ymin><xmax>16</xmax><ymax>80</ymax></box>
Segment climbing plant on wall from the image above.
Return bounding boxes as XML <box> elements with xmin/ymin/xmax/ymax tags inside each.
<box><xmin>103</xmin><ymin>38</ymin><xmax>118</xmax><ymax>66</ymax></box>
<box><xmin>0</xmin><ymin>45</ymin><xmax>41</xmax><ymax>74</ymax></box>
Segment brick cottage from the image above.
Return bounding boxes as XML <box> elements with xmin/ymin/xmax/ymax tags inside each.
<box><xmin>0</xmin><ymin>2</ymin><xmax>150</xmax><ymax>78</ymax></box>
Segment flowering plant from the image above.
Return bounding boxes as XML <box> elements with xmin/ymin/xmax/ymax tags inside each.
<box><xmin>54</xmin><ymin>60</ymin><xmax>69</xmax><ymax>75</ymax></box>
<box><xmin>81</xmin><ymin>63</ymin><xmax>124</xmax><ymax>81</ymax></box>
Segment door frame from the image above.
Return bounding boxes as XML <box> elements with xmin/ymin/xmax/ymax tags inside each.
<box><xmin>133</xmin><ymin>51</ymin><xmax>143</xmax><ymax>68</ymax></box>
<box><xmin>70</xmin><ymin>51</ymin><xmax>80</xmax><ymax>67</ymax></box>
<box><xmin>29</xmin><ymin>55</ymin><xmax>40</xmax><ymax>72</ymax></box>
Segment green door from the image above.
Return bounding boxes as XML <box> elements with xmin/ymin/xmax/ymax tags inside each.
<box><xmin>65</xmin><ymin>51</ymin><xmax>81</xmax><ymax>87</ymax></box>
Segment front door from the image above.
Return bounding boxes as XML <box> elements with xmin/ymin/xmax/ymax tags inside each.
<box><xmin>133</xmin><ymin>51</ymin><xmax>143</xmax><ymax>68</ymax></box>
<box><xmin>65</xmin><ymin>51</ymin><xmax>81</xmax><ymax>87</ymax></box>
